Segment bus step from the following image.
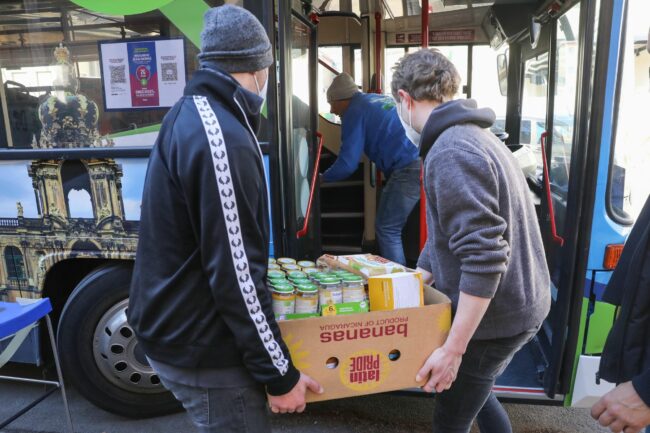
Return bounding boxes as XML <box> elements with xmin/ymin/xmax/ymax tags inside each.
<box><xmin>321</xmin><ymin>245</ymin><xmax>363</xmax><ymax>254</ymax></box>
<box><xmin>321</xmin><ymin>212</ymin><xmax>364</xmax><ymax>219</ymax></box>
<box><xmin>321</xmin><ymin>180</ymin><xmax>364</xmax><ymax>189</ymax></box>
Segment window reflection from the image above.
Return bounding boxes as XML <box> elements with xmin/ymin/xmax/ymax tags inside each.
<box><xmin>0</xmin><ymin>1</ymin><xmax>200</xmax><ymax>149</ymax></box>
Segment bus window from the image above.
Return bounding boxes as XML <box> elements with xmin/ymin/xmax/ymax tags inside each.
<box><xmin>520</xmin><ymin>52</ymin><xmax>549</xmax><ymax>167</ymax></box>
<box><xmin>318</xmin><ymin>46</ymin><xmax>343</xmax><ymax>123</ymax></box>
<box><xmin>472</xmin><ymin>45</ymin><xmax>508</xmax><ymax>129</ymax></box>
<box><xmin>549</xmin><ymin>2</ymin><xmax>581</xmax><ymax>234</ymax></box>
<box><xmin>318</xmin><ymin>60</ymin><xmax>340</xmax><ymax>123</ymax></box>
<box><xmin>608</xmin><ymin>0</ymin><xmax>650</xmax><ymax>222</ymax></box>
<box><xmin>290</xmin><ymin>15</ymin><xmax>313</xmax><ymax>223</ymax></box>
<box><xmin>353</xmin><ymin>47</ymin><xmax>362</xmax><ymax>86</ymax></box>
<box><xmin>320</xmin><ymin>46</ymin><xmax>344</xmax><ymax>72</ymax></box>
<box><xmin>0</xmin><ymin>1</ymin><xmax>202</xmax><ymax>149</ymax></box>
<box><xmin>384</xmin><ymin>47</ymin><xmax>407</xmax><ymax>95</ymax></box>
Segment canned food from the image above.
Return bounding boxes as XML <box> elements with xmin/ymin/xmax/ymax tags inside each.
<box><xmin>281</xmin><ymin>264</ymin><xmax>301</xmax><ymax>272</ymax></box>
<box><xmin>268</xmin><ymin>258</ymin><xmax>277</xmax><ymax>264</ymax></box>
<box><xmin>311</xmin><ymin>272</ymin><xmax>328</xmax><ymax>280</ymax></box>
<box><xmin>303</xmin><ymin>267</ymin><xmax>320</xmax><ymax>275</ymax></box>
<box><xmin>295</xmin><ymin>283</ymin><xmax>319</xmax><ymax>314</ymax></box>
<box><xmin>287</xmin><ymin>271</ymin><xmax>307</xmax><ymax>280</ymax></box>
<box><xmin>297</xmin><ymin>260</ymin><xmax>316</xmax><ymax>269</ymax></box>
<box><xmin>267</xmin><ymin>270</ymin><xmax>285</xmax><ymax>279</ymax></box>
<box><xmin>271</xmin><ymin>283</ymin><xmax>295</xmax><ymax>316</ymax></box>
<box><xmin>342</xmin><ymin>275</ymin><xmax>366</xmax><ymax>302</ymax></box>
<box><xmin>331</xmin><ymin>270</ymin><xmax>349</xmax><ymax>277</ymax></box>
<box><xmin>319</xmin><ymin>277</ymin><xmax>343</xmax><ymax>306</ymax></box>
<box><xmin>290</xmin><ymin>278</ymin><xmax>311</xmax><ymax>287</ymax></box>
<box><xmin>277</xmin><ymin>258</ymin><xmax>297</xmax><ymax>265</ymax></box>
<box><xmin>268</xmin><ymin>277</ymin><xmax>288</xmax><ymax>287</ymax></box>
<box><xmin>268</xmin><ymin>263</ymin><xmax>281</xmax><ymax>270</ymax></box>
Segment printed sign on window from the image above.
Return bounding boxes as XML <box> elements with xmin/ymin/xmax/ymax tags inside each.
<box><xmin>99</xmin><ymin>38</ymin><xmax>186</xmax><ymax>110</ymax></box>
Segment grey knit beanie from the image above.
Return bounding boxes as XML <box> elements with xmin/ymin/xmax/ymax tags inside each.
<box><xmin>327</xmin><ymin>73</ymin><xmax>360</xmax><ymax>102</ymax></box>
<box><xmin>198</xmin><ymin>5</ymin><xmax>273</xmax><ymax>73</ymax></box>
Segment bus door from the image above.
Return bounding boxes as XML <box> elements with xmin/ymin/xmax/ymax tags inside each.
<box><xmin>513</xmin><ymin>0</ymin><xmax>643</xmax><ymax>404</ymax></box>
<box><xmin>482</xmin><ymin>0</ymin><xmax>599</xmax><ymax>402</ymax></box>
<box><xmin>277</xmin><ymin>2</ymin><xmax>321</xmax><ymax>259</ymax></box>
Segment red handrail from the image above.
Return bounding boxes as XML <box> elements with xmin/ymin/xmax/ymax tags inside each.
<box><xmin>540</xmin><ymin>131</ymin><xmax>565</xmax><ymax>246</ymax></box>
<box><xmin>374</xmin><ymin>12</ymin><xmax>382</xmax><ymax>93</ymax></box>
<box><xmin>297</xmin><ymin>131</ymin><xmax>324</xmax><ymax>239</ymax></box>
<box><xmin>318</xmin><ymin>58</ymin><xmax>340</xmax><ymax>76</ymax></box>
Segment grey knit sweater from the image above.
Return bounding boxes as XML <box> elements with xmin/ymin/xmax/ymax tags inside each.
<box><xmin>417</xmin><ymin>99</ymin><xmax>550</xmax><ymax>340</ymax></box>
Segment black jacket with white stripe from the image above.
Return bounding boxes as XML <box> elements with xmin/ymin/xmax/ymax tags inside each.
<box><xmin>128</xmin><ymin>66</ymin><xmax>300</xmax><ymax>396</ymax></box>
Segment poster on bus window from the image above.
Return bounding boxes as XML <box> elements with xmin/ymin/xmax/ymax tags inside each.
<box><xmin>98</xmin><ymin>38</ymin><xmax>186</xmax><ymax>111</ymax></box>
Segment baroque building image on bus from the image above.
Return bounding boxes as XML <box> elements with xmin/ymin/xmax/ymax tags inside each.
<box><xmin>0</xmin><ymin>45</ymin><xmax>140</xmax><ymax>302</ymax></box>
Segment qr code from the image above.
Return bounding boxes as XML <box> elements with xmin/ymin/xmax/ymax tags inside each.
<box><xmin>110</xmin><ymin>65</ymin><xmax>126</xmax><ymax>84</ymax></box>
<box><xmin>161</xmin><ymin>63</ymin><xmax>178</xmax><ymax>81</ymax></box>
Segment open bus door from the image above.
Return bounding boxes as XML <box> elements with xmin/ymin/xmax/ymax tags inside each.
<box><xmin>497</xmin><ymin>0</ymin><xmax>641</xmax><ymax>405</ymax></box>
<box><xmin>276</xmin><ymin>2</ymin><xmax>321</xmax><ymax>260</ymax></box>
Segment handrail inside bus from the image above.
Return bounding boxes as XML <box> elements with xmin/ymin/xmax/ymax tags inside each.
<box><xmin>296</xmin><ymin>131</ymin><xmax>324</xmax><ymax>239</ymax></box>
<box><xmin>318</xmin><ymin>58</ymin><xmax>341</xmax><ymax>76</ymax></box>
<box><xmin>540</xmin><ymin>131</ymin><xmax>565</xmax><ymax>247</ymax></box>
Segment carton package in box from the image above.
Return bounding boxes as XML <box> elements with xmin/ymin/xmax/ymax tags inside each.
<box><xmin>317</xmin><ymin>254</ymin><xmax>406</xmax><ymax>277</ymax></box>
<box><xmin>278</xmin><ymin>286</ymin><xmax>451</xmax><ymax>402</ymax></box>
<box><xmin>368</xmin><ymin>272</ymin><xmax>424</xmax><ymax>311</ymax></box>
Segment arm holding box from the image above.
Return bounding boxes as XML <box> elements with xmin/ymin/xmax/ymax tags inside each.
<box><xmin>417</xmin><ymin>292</ymin><xmax>491</xmax><ymax>392</ymax></box>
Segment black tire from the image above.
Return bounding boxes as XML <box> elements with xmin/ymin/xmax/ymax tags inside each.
<box><xmin>57</xmin><ymin>263</ymin><xmax>181</xmax><ymax>418</ymax></box>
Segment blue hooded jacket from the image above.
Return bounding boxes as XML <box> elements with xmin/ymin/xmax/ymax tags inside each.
<box><xmin>322</xmin><ymin>92</ymin><xmax>419</xmax><ymax>182</ymax></box>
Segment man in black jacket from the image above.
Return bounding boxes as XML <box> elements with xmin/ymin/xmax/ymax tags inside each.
<box><xmin>128</xmin><ymin>5</ymin><xmax>321</xmax><ymax>432</ymax></box>
<box><xmin>593</xmin><ymin>196</ymin><xmax>650</xmax><ymax>433</ymax></box>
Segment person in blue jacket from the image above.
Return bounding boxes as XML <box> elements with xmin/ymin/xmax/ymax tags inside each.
<box><xmin>323</xmin><ymin>73</ymin><xmax>421</xmax><ymax>265</ymax></box>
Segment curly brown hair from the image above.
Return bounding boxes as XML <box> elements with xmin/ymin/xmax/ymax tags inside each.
<box><xmin>391</xmin><ymin>49</ymin><xmax>461</xmax><ymax>103</ymax></box>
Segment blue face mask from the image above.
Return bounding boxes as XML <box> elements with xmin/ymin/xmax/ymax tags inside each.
<box><xmin>397</xmin><ymin>96</ymin><xmax>421</xmax><ymax>146</ymax></box>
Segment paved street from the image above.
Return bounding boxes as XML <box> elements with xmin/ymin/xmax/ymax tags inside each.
<box><xmin>0</xmin><ymin>371</ymin><xmax>610</xmax><ymax>433</ymax></box>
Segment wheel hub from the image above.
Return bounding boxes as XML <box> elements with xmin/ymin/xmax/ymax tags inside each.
<box><xmin>93</xmin><ymin>299</ymin><xmax>165</xmax><ymax>394</ymax></box>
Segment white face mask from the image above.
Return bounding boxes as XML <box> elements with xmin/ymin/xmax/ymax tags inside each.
<box><xmin>397</xmin><ymin>96</ymin><xmax>421</xmax><ymax>146</ymax></box>
<box><xmin>253</xmin><ymin>69</ymin><xmax>268</xmax><ymax>104</ymax></box>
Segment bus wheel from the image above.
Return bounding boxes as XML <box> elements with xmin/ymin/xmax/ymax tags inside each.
<box><xmin>57</xmin><ymin>263</ymin><xmax>181</xmax><ymax>418</ymax></box>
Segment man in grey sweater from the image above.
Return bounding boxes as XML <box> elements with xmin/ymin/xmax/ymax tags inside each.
<box><xmin>391</xmin><ymin>49</ymin><xmax>550</xmax><ymax>433</ymax></box>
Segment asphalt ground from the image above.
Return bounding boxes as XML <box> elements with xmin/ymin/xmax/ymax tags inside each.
<box><xmin>0</xmin><ymin>365</ymin><xmax>611</xmax><ymax>433</ymax></box>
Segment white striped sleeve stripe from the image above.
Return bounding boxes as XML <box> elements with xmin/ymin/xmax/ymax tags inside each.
<box><xmin>192</xmin><ymin>95</ymin><xmax>289</xmax><ymax>376</ymax></box>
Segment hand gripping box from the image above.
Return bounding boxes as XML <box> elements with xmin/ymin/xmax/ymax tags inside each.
<box><xmin>278</xmin><ymin>286</ymin><xmax>451</xmax><ymax>402</ymax></box>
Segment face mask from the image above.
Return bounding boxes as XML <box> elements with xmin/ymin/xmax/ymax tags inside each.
<box><xmin>253</xmin><ymin>69</ymin><xmax>268</xmax><ymax>104</ymax></box>
<box><xmin>397</xmin><ymin>97</ymin><xmax>421</xmax><ymax>146</ymax></box>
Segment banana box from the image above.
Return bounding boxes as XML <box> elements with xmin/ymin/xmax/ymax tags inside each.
<box><xmin>277</xmin><ymin>285</ymin><xmax>451</xmax><ymax>402</ymax></box>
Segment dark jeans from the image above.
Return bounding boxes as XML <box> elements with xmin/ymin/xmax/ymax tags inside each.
<box><xmin>433</xmin><ymin>327</ymin><xmax>539</xmax><ymax>433</ymax></box>
<box><xmin>375</xmin><ymin>159</ymin><xmax>421</xmax><ymax>266</ymax></box>
<box><xmin>159</xmin><ymin>376</ymin><xmax>271</xmax><ymax>433</ymax></box>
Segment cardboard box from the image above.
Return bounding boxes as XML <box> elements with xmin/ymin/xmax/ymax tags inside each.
<box><xmin>278</xmin><ymin>286</ymin><xmax>451</xmax><ymax>402</ymax></box>
<box><xmin>368</xmin><ymin>272</ymin><xmax>424</xmax><ymax>311</ymax></box>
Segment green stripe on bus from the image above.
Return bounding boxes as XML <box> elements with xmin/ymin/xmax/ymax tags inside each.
<box><xmin>584</xmin><ymin>301</ymin><xmax>616</xmax><ymax>355</ymax></box>
<box><xmin>159</xmin><ymin>0</ymin><xmax>210</xmax><ymax>48</ymax></box>
<box><xmin>564</xmin><ymin>297</ymin><xmax>589</xmax><ymax>406</ymax></box>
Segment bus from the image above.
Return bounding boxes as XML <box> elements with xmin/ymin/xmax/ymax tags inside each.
<box><xmin>0</xmin><ymin>0</ymin><xmax>647</xmax><ymax>419</ymax></box>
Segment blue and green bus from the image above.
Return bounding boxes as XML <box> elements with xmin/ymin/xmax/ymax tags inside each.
<box><xmin>0</xmin><ymin>0</ymin><xmax>647</xmax><ymax>418</ymax></box>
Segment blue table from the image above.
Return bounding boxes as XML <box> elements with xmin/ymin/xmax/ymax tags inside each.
<box><xmin>0</xmin><ymin>297</ymin><xmax>74</xmax><ymax>432</ymax></box>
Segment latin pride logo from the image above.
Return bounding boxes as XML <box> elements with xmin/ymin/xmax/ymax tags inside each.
<box><xmin>340</xmin><ymin>349</ymin><xmax>391</xmax><ymax>392</ymax></box>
